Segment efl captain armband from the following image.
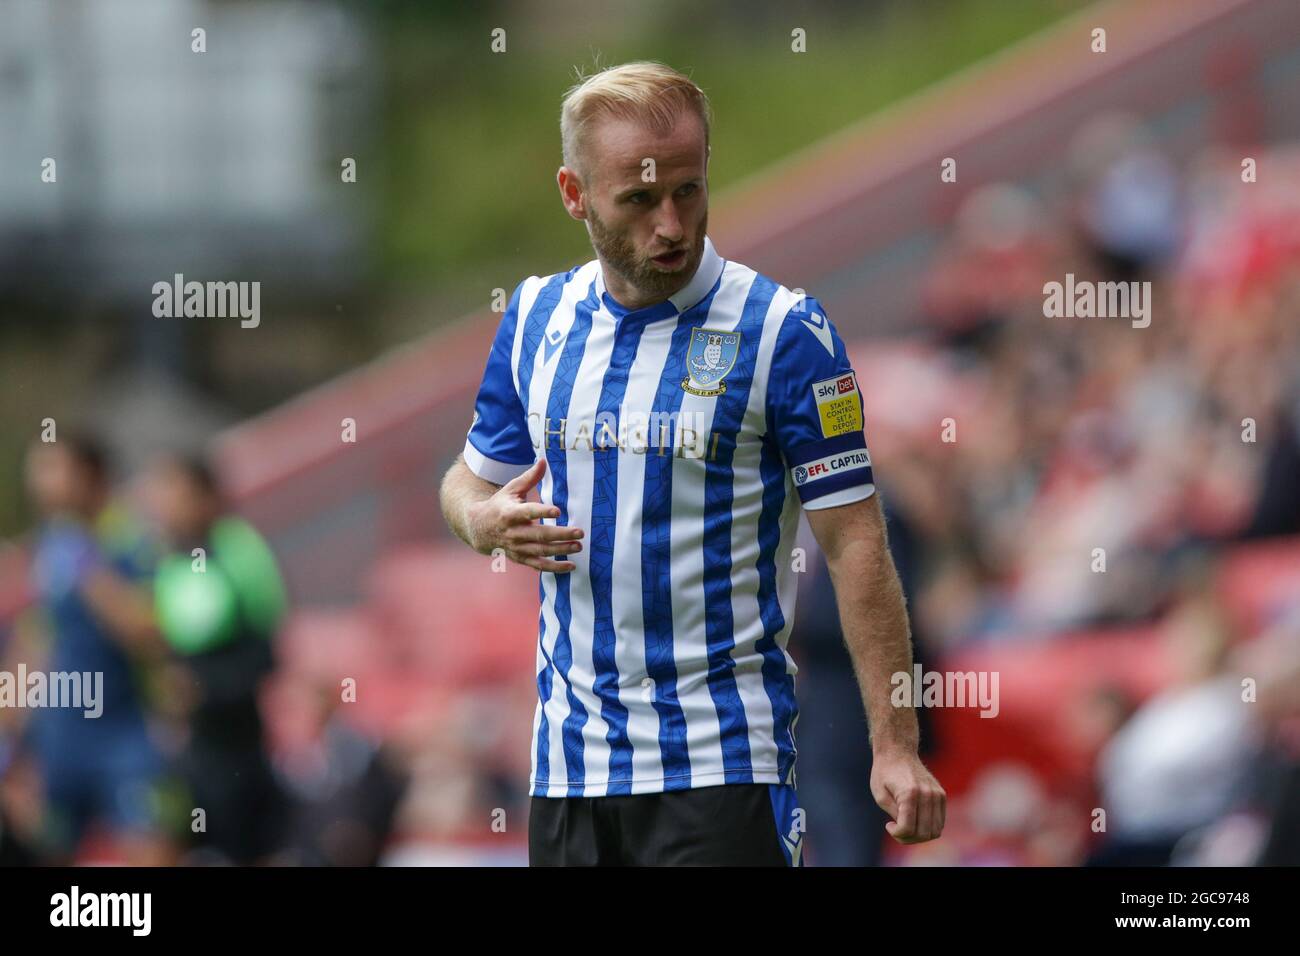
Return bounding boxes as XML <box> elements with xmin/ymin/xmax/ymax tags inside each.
<box><xmin>786</xmin><ymin>432</ymin><xmax>874</xmax><ymax>507</ymax></box>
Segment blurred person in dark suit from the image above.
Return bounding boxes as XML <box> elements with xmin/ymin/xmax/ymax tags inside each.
<box><xmin>143</xmin><ymin>452</ymin><xmax>289</xmax><ymax>864</ymax></box>
<box><xmin>1236</xmin><ymin>607</ymin><xmax>1300</xmax><ymax>865</ymax></box>
<box><xmin>21</xmin><ymin>431</ymin><xmax>173</xmax><ymax>865</ymax></box>
<box><xmin>793</xmin><ymin>490</ymin><xmax>937</xmax><ymax>866</ymax></box>
<box><xmin>269</xmin><ymin>673</ymin><xmax>407</xmax><ymax>867</ymax></box>
<box><xmin>1243</xmin><ymin>387</ymin><xmax>1300</xmax><ymax>539</ymax></box>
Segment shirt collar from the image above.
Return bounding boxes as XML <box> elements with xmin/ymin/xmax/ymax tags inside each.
<box><xmin>595</xmin><ymin>234</ymin><xmax>724</xmax><ymax>320</ymax></box>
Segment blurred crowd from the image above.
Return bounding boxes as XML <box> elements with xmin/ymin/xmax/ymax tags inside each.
<box><xmin>891</xmin><ymin>116</ymin><xmax>1299</xmax><ymax>646</ymax></box>
<box><xmin>0</xmin><ymin>434</ymin><xmax>406</xmax><ymax>866</ymax></box>
<box><xmin>792</xmin><ymin>115</ymin><xmax>1300</xmax><ymax>866</ymax></box>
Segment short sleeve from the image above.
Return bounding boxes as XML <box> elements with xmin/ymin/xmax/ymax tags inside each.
<box><xmin>463</xmin><ymin>280</ymin><xmax>536</xmax><ymax>484</ymax></box>
<box><xmin>765</xmin><ymin>296</ymin><xmax>875</xmax><ymax>510</ymax></box>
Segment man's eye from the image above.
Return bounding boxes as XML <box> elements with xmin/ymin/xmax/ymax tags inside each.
<box><xmin>628</xmin><ymin>193</ymin><xmax>648</xmax><ymax>204</ymax></box>
<box><xmin>678</xmin><ymin>183</ymin><xmax>697</xmax><ymax>196</ymax></box>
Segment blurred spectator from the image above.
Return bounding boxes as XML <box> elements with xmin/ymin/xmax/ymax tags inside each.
<box><xmin>1070</xmin><ymin>113</ymin><xmax>1186</xmax><ymax>282</ymax></box>
<box><xmin>144</xmin><ymin>452</ymin><xmax>289</xmax><ymax>864</ymax></box>
<box><xmin>20</xmin><ymin>431</ymin><xmax>173</xmax><ymax>865</ymax></box>
<box><xmin>1235</xmin><ymin>605</ymin><xmax>1300</xmax><ymax>865</ymax></box>
<box><xmin>1086</xmin><ymin>591</ymin><xmax>1263</xmax><ymax>865</ymax></box>
<box><xmin>1243</xmin><ymin>384</ymin><xmax>1300</xmax><ymax>538</ymax></box>
<box><xmin>0</xmin><ymin>744</ymin><xmax>40</xmax><ymax>865</ymax></box>
<box><xmin>921</xmin><ymin>182</ymin><xmax>1059</xmax><ymax>357</ymax></box>
<box><xmin>269</xmin><ymin>674</ymin><xmax>406</xmax><ymax>867</ymax></box>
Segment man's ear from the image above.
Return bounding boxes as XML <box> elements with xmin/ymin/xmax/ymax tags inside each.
<box><xmin>558</xmin><ymin>166</ymin><xmax>586</xmax><ymax>219</ymax></box>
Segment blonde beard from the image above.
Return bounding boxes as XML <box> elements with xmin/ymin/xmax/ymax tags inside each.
<box><xmin>586</xmin><ymin>204</ymin><xmax>706</xmax><ymax>304</ymax></box>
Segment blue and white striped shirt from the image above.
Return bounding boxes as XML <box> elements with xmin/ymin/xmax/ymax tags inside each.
<box><xmin>463</xmin><ymin>235</ymin><xmax>875</xmax><ymax>797</ymax></box>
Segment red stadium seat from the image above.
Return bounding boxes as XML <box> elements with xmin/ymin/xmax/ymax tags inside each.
<box><xmin>1215</xmin><ymin>537</ymin><xmax>1300</xmax><ymax>638</ymax></box>
<box><xmin>925</xmin><ymin>624</ymin><xmax>1170</xmax><ymax>797</ymax></box>
<box><xmin>366</xmin><ymin>545</ymin><xmax>539</xmax><ymax>688</ymax></box>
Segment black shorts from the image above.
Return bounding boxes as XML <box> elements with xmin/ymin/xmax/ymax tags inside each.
<box><xmin>528</xmin><ymin>782</ymin><xmax>804</xmax><ymax>866</ymax></box>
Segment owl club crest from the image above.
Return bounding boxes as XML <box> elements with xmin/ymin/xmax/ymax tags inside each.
<box><xmin>682</xmin><ymin>327</ymin><xmax>741</xmax><ymax>396</ymax></box>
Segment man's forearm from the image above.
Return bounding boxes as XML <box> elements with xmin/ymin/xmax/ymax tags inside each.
<box><xmin>439</xmin><ymin>456</ymin><xmax>500</xmax><ymax>553</ymax></box>
<box><xmin>825</xmin><ymin>530</ymin><xmax>918</xmax><ymax>755</ymax></box>
<box><xmin>80</xmin><ymin>571</ymin><xmax>164</xmax><ymax>657</ymax></box>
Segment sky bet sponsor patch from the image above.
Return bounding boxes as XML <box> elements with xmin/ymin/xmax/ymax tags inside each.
<box><xmin>812</xmin><ymin>371</ymin><xmax>863</xmax><ymax>438</ymax></box>
<box><xmin>793</xmin><ymin>447</ymin><xmax>872</xmax><ymax>486</ymax></box>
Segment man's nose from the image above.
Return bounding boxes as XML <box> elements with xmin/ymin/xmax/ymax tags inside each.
<box><xmin>655</xmin><ymin>196</ymin><xmax>684</xmax><ymax>242</ymax></box>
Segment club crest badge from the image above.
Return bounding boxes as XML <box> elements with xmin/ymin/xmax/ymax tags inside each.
<box><xmin>681</xmin><ymin>327</ymin><xmax>741</xmax><ymax>396</ymax></box>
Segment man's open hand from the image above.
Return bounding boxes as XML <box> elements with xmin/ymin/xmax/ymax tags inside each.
<box><xmin>467</xmin><ymin>458</ymin><xmax>584</xmax><ymax>573</ymax></box>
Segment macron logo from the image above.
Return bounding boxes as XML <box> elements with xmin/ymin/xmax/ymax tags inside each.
<box><xmin>543</xmin><ymin>326</ymin><xmax>566</xmax><ymax>363</ymax></box>
<box><xmin>799</xmin><ymin>310</ymin><xmax>834</xmax><ymax>357</ymax></box>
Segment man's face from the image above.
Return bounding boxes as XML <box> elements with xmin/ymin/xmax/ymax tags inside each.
<box><xmin>569</xmin><ymin>110</ymin><xmax>709</xmax><ymax>304</ymax></box>
<box><xmin>24</xmin><ymin>444</ymin><xmax>89</xmax><ymax>517</ymax></box>
<box><xmin>142</xmin><ymin>461</ymin><xmax>212</xmax><ymax>544</ymax></box>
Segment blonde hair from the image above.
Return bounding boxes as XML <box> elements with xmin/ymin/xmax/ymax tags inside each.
<box><xmin>560</xmin><ymin>60</ymin><xmax>712</xmax><ymax>184</ymax></box>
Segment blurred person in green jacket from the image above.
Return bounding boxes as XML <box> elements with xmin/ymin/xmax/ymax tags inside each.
<box><xmin>144</xmin><ymin>451</ymin><xmax>288</xmax><ymax>864</ymax></box>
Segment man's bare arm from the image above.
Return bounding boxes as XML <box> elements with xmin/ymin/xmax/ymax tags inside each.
<box><xmin>806</xmin><ymin>493</ymin><xmax>916</xmax><ymax>752</ymax></box>
<box><xmin>439</xmin><ymin>454</ymin><xmax>584</xmax><ymax>572</ymax></box>
<box><xmin>80</xmin><ymin>570</ymin><xmax>165</xmax><ymax>658</ymax></box>
<box><xmin>806</xmin><ymin>492</ymin><xmax>945</xmax><ymax>844</ymax></box>
<box><xmin>440</xmin><ymin>454</ymin><xmax>506</xmax><ymax>553</ymax></box>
